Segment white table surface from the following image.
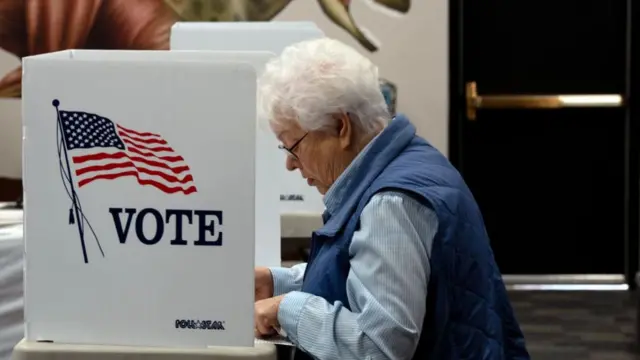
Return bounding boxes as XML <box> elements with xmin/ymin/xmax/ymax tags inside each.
<box><xmin>10</xmin><ymin>339</ymin><xmax>277</xmax><ymax>360</ymax></box>
<box><xmin>0</xmin><ymin>220</ymin><xmax>23</xmax><ymax>360</ymax></box>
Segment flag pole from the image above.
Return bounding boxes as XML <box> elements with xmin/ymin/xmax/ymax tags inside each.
<box><xmin>53</xmin><ymin>99</ymin><xmax>88</xmax><ymax>264</ymax></box>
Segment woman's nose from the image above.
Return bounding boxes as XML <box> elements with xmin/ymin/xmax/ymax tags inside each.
<box><xmin>286</xmin><ymin>155</ymin><xmax>299</xmax><ymax>171</ymax></box>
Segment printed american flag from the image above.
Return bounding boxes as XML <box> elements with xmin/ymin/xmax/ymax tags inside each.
<box><xmin>59</xmin><ymin>110</ymin><xmax>197</xmax><ymax>195</ymax></box>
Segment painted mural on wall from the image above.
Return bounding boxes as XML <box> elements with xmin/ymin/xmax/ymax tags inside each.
<box><xmin>0</xmin><ymin>0</ymin><xmax>408</xmax><ymax>111</ymax></box>
<box><xmin>379</xmin><ymin>79</ymin><xmax>397</xmax><ymax>115</ymax></box>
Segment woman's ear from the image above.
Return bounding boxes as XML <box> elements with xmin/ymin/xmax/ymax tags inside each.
<box><xmin>337</xmin><ymin>112</ymin><xmax>353</xmax><ymax>149</ymax></box>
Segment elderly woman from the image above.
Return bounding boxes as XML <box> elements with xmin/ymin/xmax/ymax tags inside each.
<box><xmin>253</xmin><ymin>38</ymin><xmax>530</xmax><ymax>360</ymax></box>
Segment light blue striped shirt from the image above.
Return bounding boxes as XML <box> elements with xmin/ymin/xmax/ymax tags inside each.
<box><xmin>269</xmin><ymin>137</ymin><xmax>439</xmax><ymax>360</ymax></box>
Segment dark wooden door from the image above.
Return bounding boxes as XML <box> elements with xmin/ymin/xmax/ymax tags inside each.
<box><xmin>449</xmin><ymin>0</ymin><xmax>636</xmax><ymax>278</ymax></box>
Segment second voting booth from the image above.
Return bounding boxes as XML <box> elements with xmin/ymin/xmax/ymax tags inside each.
<box><xmin>15</xmin><ymin>21</ymin><xmax>329</xmax><ymax>360</ymax></box>
<box><xmin>171</xmin><ymin>22</ymin><xmax>327</xmax><ymax>240</ymax></box>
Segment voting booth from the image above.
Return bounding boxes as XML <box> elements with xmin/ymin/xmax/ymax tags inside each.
<box><xmin>171</xmin><ymin>22</ymin><xmax>326</xmax><ymax>238</ymax></box>
<box><xmin>52</xmin><ymin>49</ymin><xmax>282</xmax><ymax>269</ymax></box>
<box><xmin>20</xmin><ymin>50</ymin><xmax>264</xmax><ymax>352</ymax></box>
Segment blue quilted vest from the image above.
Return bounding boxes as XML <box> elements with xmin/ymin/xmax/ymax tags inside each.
<box><xmin>296</xmin><ymin>116</ymin><xmax>530</xmax><ymax>359</ymax></box>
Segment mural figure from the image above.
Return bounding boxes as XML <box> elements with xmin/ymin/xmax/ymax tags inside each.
<box><xmin>0</xmin><ymin>0</ymin><xmax>410</xmax><ymax>98</ymax></box>
<box><xmin>379</xmin><ymin>79</ymin><xmax>397</xmax><ymax>115</ymax></box>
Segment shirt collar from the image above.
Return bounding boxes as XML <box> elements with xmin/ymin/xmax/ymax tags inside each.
<box><xmin>314</xmin><ymin>115</ymin><xmax>417</xmax><ymax>237</ymax></box>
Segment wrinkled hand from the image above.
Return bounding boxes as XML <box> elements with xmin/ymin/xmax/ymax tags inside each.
<box><xmin>254</xmin><ymin>294</ymin><xmax>286</xmax><ymax>338</ymax></box>
<box><xmin>255</xmin><ymin>267</ymin><xmax>274</xmax><ymax>301</ymax></box>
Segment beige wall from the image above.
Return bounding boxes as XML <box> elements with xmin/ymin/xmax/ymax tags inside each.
<box><xmin>0</xmin><ymin>50</ymin><xmax>21</xmax><ymax>178</ymax></box>
<box><xmin>0</xmin><ymin>0</ymin><xmax>447</xmax><ymax>179</ymax></box>
<box><xmin>274</xmin><ymin>0</ymin><xmax>448</xmax><ymax>152</ymax></box>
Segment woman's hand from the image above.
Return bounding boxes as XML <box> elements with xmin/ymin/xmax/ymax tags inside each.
<box><xmin>255</xmin><ymin>267</ymin><xmax>274</xmax><ymax>301</ymax></box>
<box><xmin>254</xmin><ymin>294</ymin><xmax>285</xmax><ymax>338</ymax></box>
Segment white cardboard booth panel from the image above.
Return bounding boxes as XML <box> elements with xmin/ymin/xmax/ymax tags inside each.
<box><xmin>66</xmin><ymin>49</ymin><xmax>281</xmax><ymax>268</ymax></box>
<box><xmin>170</xmin><ymin>22</ymin><xmax>325</xmax><ymax>53</ymax></box>
<box><xmin>22</xmin><ymin>50</ymin><xmax>256</xmax><ymax>348</ymax></box>
<box><xmin>170</xmin><ymin>21</ymin><xmax>327</xmax><ymax>217</ymax></box>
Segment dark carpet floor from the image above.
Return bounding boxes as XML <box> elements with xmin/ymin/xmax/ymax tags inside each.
<box><xmin>510</xmin><ymin>291</ymin><xmax>638</xmax><ymax>360</ymax></box>
<box><xmin>275</xmin><ymin>290</ymin><xmax>639</xmax><ymax>359</ymax></box>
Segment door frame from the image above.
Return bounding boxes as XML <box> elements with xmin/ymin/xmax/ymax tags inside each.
<box><xmin>629</xmin><ymin>0</ymin><xmax>640</xmax><ymax>289</ymax></box>
<box><xmin>447</xmin><ymin>0</ymin><xmax>639</xmax><ymax>288</ymax></box>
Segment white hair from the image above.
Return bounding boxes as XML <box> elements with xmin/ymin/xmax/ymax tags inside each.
<box><xmin>257</xmin><ymin>38</ymin><xmax>391</xmax><ymax>135</ymax></box>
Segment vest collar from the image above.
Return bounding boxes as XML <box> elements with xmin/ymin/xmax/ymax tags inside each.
<box><xmin>314</xmin><ymin>115</ymin><xmax>417</xmax><ymax>237</ymax></box>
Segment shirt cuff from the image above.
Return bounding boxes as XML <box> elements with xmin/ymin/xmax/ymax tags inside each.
<box><xmin>269</xmin><ymin>267</ymin><xmax>295</xmax><ymax>296</ymax></box>
<box><xmin>277</xmin><ymin>291</ymin><xmax>312</xmax><ymax>344</ymax></box>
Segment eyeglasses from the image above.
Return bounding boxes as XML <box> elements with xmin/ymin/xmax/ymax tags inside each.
<box><xmin>278</xmin><ymin>133</ymin><xmax>308</xmax><ymax>160</ymax></box>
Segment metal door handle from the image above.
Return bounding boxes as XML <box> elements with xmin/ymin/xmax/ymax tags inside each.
<box><xmin>466</xmin><ymin>81</ymin><xmax>623</xmax><ymax>120</ymax></box>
